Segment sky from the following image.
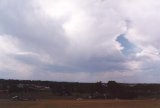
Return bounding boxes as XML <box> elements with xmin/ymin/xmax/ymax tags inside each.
<box><xmin>0</xmin><ymin>0</ymin><xmax>160</xmax><ymax>83</ymax></box>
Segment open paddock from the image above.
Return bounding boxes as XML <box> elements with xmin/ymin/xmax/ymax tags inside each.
<box><xmin>0</xmin><ymin>99</ymin><xmax>160</xmax><ymax>108</ymax></box>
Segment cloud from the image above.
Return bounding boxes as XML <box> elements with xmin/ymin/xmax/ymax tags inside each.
<box><xmin>0</xmin><ymin>34</ymin><xmax>34</xmax><ymax>79</ymax></box>
<box><xmin>0</xmin><ymin>0</ymin><xmax>160</xmax><ymax>82</ymax></box>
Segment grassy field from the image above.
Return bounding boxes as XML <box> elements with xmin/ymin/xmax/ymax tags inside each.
<box><xmin>0</xmin><ymin>99</ymin><xmax>160</xmax><ymax>108</ymax></box>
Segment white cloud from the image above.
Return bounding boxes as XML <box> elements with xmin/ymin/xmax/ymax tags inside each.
<box><xmin>0</xmin><ymin>34</ymin><xmax>34</xmax><ymax>79</ymax></box>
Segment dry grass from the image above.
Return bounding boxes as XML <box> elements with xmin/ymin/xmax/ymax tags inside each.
<box><xmin>0</xmin><ymin>99</ymin><xmax>160</xmax><ymax>108</ymax></box>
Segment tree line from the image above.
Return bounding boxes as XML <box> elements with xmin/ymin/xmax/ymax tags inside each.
<box><xmin>0</xmin><ymin>79</ymin><xmax>160</xmax><ymax>99</ymax></box>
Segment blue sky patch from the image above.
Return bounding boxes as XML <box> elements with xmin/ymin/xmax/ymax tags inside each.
<box><xmin>116</xmin><ymin>34</ymin><xmax>142</xmax><ymax>56</ymax></box>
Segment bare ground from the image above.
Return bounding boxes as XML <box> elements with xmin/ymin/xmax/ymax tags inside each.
<box><xmin>0</xmin><ymin>99</ymin><xmax>160</xmax><ymax>108</ymax></box>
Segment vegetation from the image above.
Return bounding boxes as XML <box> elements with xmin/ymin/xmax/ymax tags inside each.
<box><xmin>0</xmin><ymin>79</ymin><xmax>160</xmax><ymax>100</ymax></box>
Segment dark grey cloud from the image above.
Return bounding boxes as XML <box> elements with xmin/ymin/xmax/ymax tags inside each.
<box><xmin>0</xmin><ymin>0</ymin><xmax>68</xmax><ymax>56</ymax></box>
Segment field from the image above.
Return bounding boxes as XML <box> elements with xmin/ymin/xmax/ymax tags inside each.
<box><xmin>0</xmin><ymin>99</ymin><xmax>160</xmax><ymax>108</ymax></box>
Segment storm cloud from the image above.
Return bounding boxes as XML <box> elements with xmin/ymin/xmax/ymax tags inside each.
<box><xmin>0</xmin><ymin>0</ymin><xmax>160</xmax><ymax>83</ymax></box>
